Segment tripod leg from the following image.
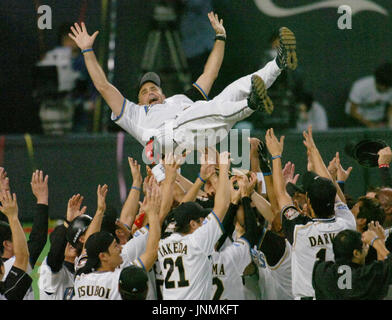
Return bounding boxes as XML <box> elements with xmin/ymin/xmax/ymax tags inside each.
<box><xmin>141</xmin><ymin>30</ymin><xmax>162</xmax><ymax>72</ymax></box>
<box><xmin>165</xmin><ymin>30</ymin><xmax>191</xmax><ymax>91</ymax></box>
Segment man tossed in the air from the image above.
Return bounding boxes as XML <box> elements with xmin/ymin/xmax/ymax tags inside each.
<box><xmin>68</xmin><ymin>13</ymin><xmax>297</xmax><ymax>154</ymax></box>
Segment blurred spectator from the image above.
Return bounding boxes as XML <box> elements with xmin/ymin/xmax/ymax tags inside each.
<box><xmin>296</xmin><ymin>92</ymin><xmax>328</xmax><ymax>131</ymax></box>
<box><xmin>345</xmin><ymin>63</ymin><xmax>392</xmax><ymax>128</ymax></box>
<box><xmin>36</xmin><ymin>23</ymin><xmax>96</xmax><ymax>135</ymax></box>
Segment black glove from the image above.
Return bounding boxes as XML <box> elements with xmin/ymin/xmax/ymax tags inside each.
<box><xmin>257</xmin><ymin>140</ymin><xmax>272</xmax><ymax>174</ymax></box>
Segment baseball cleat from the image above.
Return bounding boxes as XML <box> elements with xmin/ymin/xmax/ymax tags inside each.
<box><xmin>247</xmin><ymin>75</ymin><xmax>274</xmax><ymax>114</ymax></box>
<box><xmin>277</xmin><ymin>27</ymin><xmax>298</xmax><ymax>70</ymax></box>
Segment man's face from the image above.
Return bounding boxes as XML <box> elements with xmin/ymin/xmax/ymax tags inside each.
<box><xmin>138</xmin><ymin>82</ymin><xmax>165</xmax><ymax>106</ymax></box>
<box><xmin>351</xmin><ymin>201</ymin><xmax>366</xmax><ymax>232</ymax></box>
<box><xmin>64</xmin><ymin>242</ymin><xmax>78</xmax><ymax>262</ymax></box>
<box><xmin>105</xmin><ymin>240</ymin><xmax>123</xmax><ymax>269</ymax></box>
<box><xmin>0</xmin><ymin>264</ymin><xmax>4</xmax><ymax>282</ymax></box>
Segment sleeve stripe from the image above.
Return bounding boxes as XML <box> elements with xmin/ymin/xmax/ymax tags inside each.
<box><xmin>3</xmin><ymin>272</ymin><xmax>30</xmax><ymax>296</ymax></box>
<box><xmin>113</xmin><ymin>98</ymin><xmax>127</xmax><ymax>122</ymax></box>
<box><xmin>210</xmin><ymin>210</ymin><xmax>225</xmax><ymax>234</ymax></box>
<box><xmin>137</xmin><ymin>257</ymin><xmax>146</xmax><ymax>271</ymax></box>
<box><xmin>192</xmin><ymin>83</ymin><xmax>210</xmax><ymax>101</ymax></box>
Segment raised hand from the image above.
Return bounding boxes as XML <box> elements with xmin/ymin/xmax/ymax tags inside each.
<box><xmin>67</xmin><ymin>194</ymin><xmax>87</xmax><ymax>222</ymax></box>
<box><xmin>302</xmin><ymin>125</ymin><xmax>317</xmax><ymax>151</ymax></box>
<box><xmin>378</xmin><ymin>146</ymin><xmax>392</xmax><ymax>166</ymax></box>
<box><xmin>141</xmin><ymin>185</ymin><xmax>162</xmax><ymax>217</ymax></box>
<box><xmin>163</xmin><ymin>153</ymin><xmax>182</xmax><ymax>184</ymax></box>
<box><xmin>128</xmin><ymin>157</ymin><xmax>142</xmax><ymax>185</ymax></box>
<box><xmin>282</xmin><ymin>161</ymin><xmax>299</xmax><ymax>185</ymax></box>
<box><xmin>0</xmin><ymin>191</ymin><xmax>18</xmax><ymax>218</ymax></box>
<box><xmin>0</xmin><ymin>167</ymin><xmax>10</xmax><ymax>193</ymax></box>
<box><xmin>265</xmin><ymin>128</ymin><xmax>284</xmax><ymax>157</ymax></box>
<box><xmin>327</xmin><ymin>156</ymin><xmax>337</xmax><ymax>180</ymax></box>
<box><xmin>335</xmin><ymin>152</ymin><xmax>353</xmax><ymax>182</ymax></box>
<box><xmin>97</xmin><ymin>184</ymin><xmax>108</xmax><ymax>213</ymax></box>
<box><xmin>31</xmin><ymin>170</ymin><xmax>49</xmax><ymax>205</ymax></box>
<box><xmin>68</xmin><ymin>22</ymin><xmax>99</xmax><ymax>51</ymax></box>
<box><xmin>208</xmin><ymin>11</ymin><xmax>226</xmax><ymax>37</ymax></box>
<box><xmin>368</xmin><ymin>221</ymin><xmax>386</xmax><ymax>242</ymax></box>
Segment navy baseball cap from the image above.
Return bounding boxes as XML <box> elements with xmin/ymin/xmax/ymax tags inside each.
<box><xmin>302</xmin><ymin>171</ymin><xmax>336</xmax><ymax>218</ymax></box>
<box><xmin>172</xmin><ymin>202</ymin><xmax>211</xmax><ymax>229</ymax></box>
<box><xmin>139</xmin><ymin>72</ymin><xmax>161</xmax><ymax>91</ymax></box>
<box><xmin>119</xmin><ymin>265</ymin><xmax>148</xmax><ymax>300</ymax></box>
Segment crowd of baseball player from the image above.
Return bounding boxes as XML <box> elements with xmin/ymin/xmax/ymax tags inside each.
<box><xmin>2</xmin><ymin>11</ymin><xmax>392</xmax><ymax>300</ymax></box>
<box><xmin>1</xmin><ymin>125</ymin><xmax>392</xmax><ymax>300</ymax></box>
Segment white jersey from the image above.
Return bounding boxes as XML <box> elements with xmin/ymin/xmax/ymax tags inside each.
<box><xmin>74</xmin><ymin>226</ymin><xmax>149</xmax><ymax>300</ymax></box>
<box><xmin>111</xmin><ymin>95</ymin><xmax>193</xmax><ymax>146</ymax></box>
<box><xmin>3</xmin><ymin>256</ymin><xmax>34</xmax><ymax>300</ymax></box>
<box><xmin>158</xmin><ymin>211</ymin><xmax>224</xmax><ymax>300</ymax></box>
<box><xmin>210</xmin><ymin>237</ymin><xmax>252</xmax><ymax>300</ymax></box>
<box><xmin>282</xmin><ymin>201</ymin><xmax>356</xmax><ymax>298</ymax></box>
<box><xmin>345</xmin><ymin>75</ymin><xmax>392</xmax><ymax>122</ymax></box>
<box><xmin>38</xmin><ymin>258</ymin><xmax>75</xmax><ymax>300</ymax></box>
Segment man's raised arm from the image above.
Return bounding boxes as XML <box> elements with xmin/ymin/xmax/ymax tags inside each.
<box><xmin>194</xmin><ymin>12</ymin><xmax>226</xmax><ymax>97</ymax></box>
<box><xmin>68</xmin><ymin>22</ymin><xmax>124</xmax><ymax>117</ymax></box>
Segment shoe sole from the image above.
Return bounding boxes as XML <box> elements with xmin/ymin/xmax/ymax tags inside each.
<box><xmin>252</xmin><ymin>75</ymin><xmax>274</xmax><ymax>115</ymax></box>
<box><xmin>279</xmin><ymin>27</ymin><xmax>297</xmax><ymax>70</ymax></box>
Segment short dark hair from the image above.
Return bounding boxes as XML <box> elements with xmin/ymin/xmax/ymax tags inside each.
<box><xmin>375</xmin><ymin>63</ymin><xmax>392</xmax><ymax>88</ymax></box>
<box><xmin>297</xmin><ymin>92</ymin><xmax>314</xmax><ymax>111</ymax></box>
<box><xmin>173</xmin><ymin>202</ymin><xmax>210</xmax><ymax>234</ymax></box>
<box><xmin>303</xmin><ymin>172</ymin><xmax>337</xmax><ymax>219</ymax></box>
<box><xmin>356</xmin><ymin>196</ymin><xmax>385</xmax><ymax>228</ymax></box>
<box><xmin>0</xmin><ymin>222</ymin><xmax>12</xmax><ymax>256</ymax></box>
<box><xmin>333</xmin><ymin>229</ymin><xmax>363</xmax><ymax>262</ymax></box>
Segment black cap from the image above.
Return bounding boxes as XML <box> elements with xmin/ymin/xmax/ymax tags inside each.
<box><xmin>302</xmin><ymin>171</ymin><xmax>336</xmax><ymax>218</ymax></box>
<box><xmin>345</xmin><ymin>139</ymin><xmax>387</xmax><ymax>168</ymax></box>
<box><xmin>119</xmin><ymin>265</ymin><xmax>149</xmax><ymax>300</ymax></box>
<box><xmin>139</xmin><ymin>72</ymin><xmax>161</xmax><ymax>91</ymax></box>
<box><xmin>286</xmin><ymin>182</ymin><xmax>305</xmax><ymax>197</ymax></box>
<box><xmin>173</xmin><ymin>202</ymin><xmax>211</xmax><ymax>229</ymax></box>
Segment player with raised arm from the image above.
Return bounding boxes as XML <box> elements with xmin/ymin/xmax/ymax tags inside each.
<box><xmin>68</xmin><ymin>16</ymin><xmax>297</xmax><ymax>154</ymax></box>
<box><xmin>73</xmin><ymin>183</ymin><xmax>163</xmax><ymax>300</ymax></box>
<box><xmin>0</xmin><ymin>191</ymin><xmax>32</xmax><ymax>300</ymax></box>
<box><xmin>1</xmin><ymin>170</ymin><xmax>49</xmax><ymax>300</ymax></box>
<box><xmin>38</xmin><ymin>194</ymin><xmax>87</xmax><ymax>300</ymax></box>
<box><xmin>158</xmin><ymin>151</ymin><xmax>230</xmax><ymax>300</ymax></box>
<box><xmin>265</xmin><ymin>126</ymin><xmax>356</xmax><ymax>299</ymax></box>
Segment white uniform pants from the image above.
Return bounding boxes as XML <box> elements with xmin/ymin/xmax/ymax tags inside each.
<box><xmin>167</xmin><ymin>59</ymin><xmax>282</xmax><ymax>151</ymax></box>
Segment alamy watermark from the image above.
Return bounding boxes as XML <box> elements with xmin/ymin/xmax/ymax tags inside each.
<box><xmin>37</xmin><ymin>5</ymin><xmax>52</xmax><ymax>30</ymax></box>
<box><xmin>338</xmin><ymin>5</ymin><xmax>352</xmax><ymax>30</ymax></box>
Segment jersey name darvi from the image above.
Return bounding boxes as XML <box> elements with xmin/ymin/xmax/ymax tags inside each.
<box><xmin>77</xmin><ymin>285</ymin><xmax>112</xmax><ymax>299</ymax></box>
<box><xmin>308</xmin><ymin>232</ymin><xmax>337</xmax><ymax>247</ymax></box>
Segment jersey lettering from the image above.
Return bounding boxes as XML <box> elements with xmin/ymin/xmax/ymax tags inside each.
<box><xmin>78</xmin><ymin>285</ymin><xmax>111</xmax><ymax>299</ymax></box>
<box><xmin>308</xmin><ymin>233</ymin><xmax>337</xmax><ymax>247</ymax></box>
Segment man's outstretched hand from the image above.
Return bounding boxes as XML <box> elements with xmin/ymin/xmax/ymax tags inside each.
<box><xmin>208</xmin><ymin>12</ymin><xmax>226</xmax><ymax>37</ymax></box>
<box><xmin>68</xmin><ymin>22</ymin><xmax>99</xmax><ymax>51</ymax></box>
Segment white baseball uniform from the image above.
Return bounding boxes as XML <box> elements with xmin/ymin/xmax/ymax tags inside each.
<box><xmin>158</xmin><ymin>211</ymin><xmax>224</xmax><ymax>300</ymax></box>
<box><xmin>345</xmin><ymin>75</ymin><xmax>392</xmax><ymax>123</ymax></box>
<box><xmin>112</xmin><ymin>59</ymin><xmax>282</xmax><ymax>151</ymax></box>
<box><xmin>73</xmin><ymin>226</ymin><xmax>149</xmax><ymax>300</ymax></box>
<box><xmin>38</xmin><ymin>258</ymin><xmax>75</xmax><ymax>300</ymax></box>
<box><xmin>3</xmin><ymin>256</ymin><xmax>34</xmax><ymax>300</ymax></box>
<box><xmin>282</xmin><ymin>201</ymin><xmax>356</xmax><ymax>299</ymax></box>
<box><xmin>210</xmin><ymin>236</ymin><xmax>252</xmax><ymax>300</ymax></box>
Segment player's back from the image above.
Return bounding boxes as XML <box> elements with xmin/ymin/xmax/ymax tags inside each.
<box><xmin>158</xmin><ymin>232</ymin><xmax>213</xmax><ymax>300</ymax></box>
<box><xmin>292</xmin><ymin>218</ymin><xmax>351</xmax><ymax>298</ymax></box>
